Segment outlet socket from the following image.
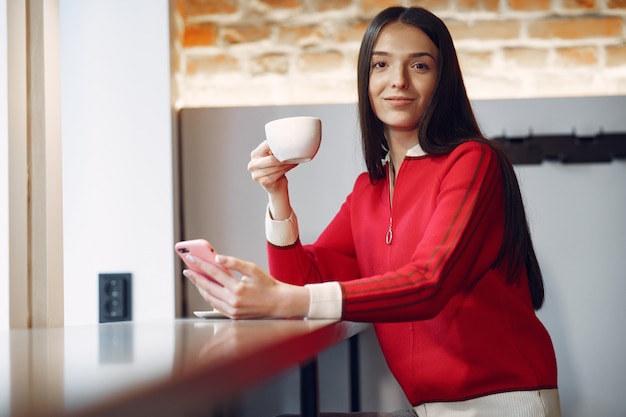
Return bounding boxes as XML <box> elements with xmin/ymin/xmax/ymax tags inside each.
<box><xmin>99</xmin><ymin>273</ymin><xmax>132</xmax><ymax>323</ymax></box>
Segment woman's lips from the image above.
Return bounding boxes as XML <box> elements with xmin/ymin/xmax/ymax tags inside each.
<box><xmin>384</xmin><ymin>96</ymin><xmax>414</xmax><ymax>107</ymax></box>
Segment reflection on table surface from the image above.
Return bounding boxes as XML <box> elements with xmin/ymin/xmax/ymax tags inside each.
<box><xmin>1</xmin><ymin>318</ymin><xmax>366</xmax><ymax>417</ymax></box>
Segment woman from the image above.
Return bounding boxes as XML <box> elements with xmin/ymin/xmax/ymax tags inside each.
<box><xmin>184</xmin><ymin>6</ymin><xmax>560</xmax><ymax>416</ymax></box>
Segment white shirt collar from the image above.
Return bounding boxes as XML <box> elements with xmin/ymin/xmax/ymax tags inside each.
<box><xmin>383</xmin><ymin>142</ymin><xmax>427</xmax><ymax>163</ymax></box>
<box><xmin>406</xmin><ymin>142</ymin><xmax>427</xmax><ymax>157</ymax></box>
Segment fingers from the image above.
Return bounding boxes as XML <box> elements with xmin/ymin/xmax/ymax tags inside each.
<box><xmin>247</xmin><ymin>151</ymin><xmax>289</xmax><ymax>176</ymax></box>
<box><xmin>248</xmin><ymin>141</ymin><xmax>275</xmax><ymax>173</ymax></box>
<box><xmin>184</xmin><ymin>254</ymin><xmax>287</xmax><ymax>319</ymax></box>
<box><xmin>183</xmin><ymin>266</ymin><xmax>238</xmax><ymax>314</ymax></box>
<box><xmin>184</xmin><ymin>255</ymin><xmax>235</xmax><ymax>290</ymax></box>
<box><xmin>248</xmin><ymin>141</ymin><xmax>298</xmax><ymax>191</ymax></box>
<box><xmin>250</xmin><ymin>140</ymin><xmax>272</xmax><ymax>158</ymax></box>
<box><xmin>214</xmin><ymin>254</ymin><xmax>260</xmax><ymax>279</ymax></box>
<box><xmin>183</xmin><ymin>266</ymin><xmax>246</xmax><ymax>320</ymax></box>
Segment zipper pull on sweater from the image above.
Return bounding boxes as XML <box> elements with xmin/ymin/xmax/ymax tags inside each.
<box><xmin>386</xmin><ymin>217</ymin><xmax>393</xmax><ymax>245</ymax></box>
<box><xmin>386</xmin><ymin>159</ymin><xmax>395</xmax><ymax>245</ymax></box>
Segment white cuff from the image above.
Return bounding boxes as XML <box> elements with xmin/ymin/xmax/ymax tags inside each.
<box><xmin>265</xmin><ymin>204</ymin><xmax>299</xmax><ymax>246</ymax></box>
<box><xmin>305</xmin><ymin>282</ymin><xmax>343</xmax><ymax>319</ymax></box>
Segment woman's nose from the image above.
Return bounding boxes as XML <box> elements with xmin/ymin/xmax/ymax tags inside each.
<box><xmin>391</xmin><ymin>67</ymin><xmax>408</xmax><ymax>89</ymax></box>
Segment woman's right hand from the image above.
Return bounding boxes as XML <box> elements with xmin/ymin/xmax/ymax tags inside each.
<box><xmin>247</xmin><ymin>141</ymin><xmax>297</xmax><ymax>220</ymax></box>
<box><xmin>247</xmin><ymin>140</ymin><xmax>297</xmax><ymax>194</ymax></box>
<box><xmin>184</xmin><ymin>253</ymin><xmax>310</xmax><ymax>320</ymax></box>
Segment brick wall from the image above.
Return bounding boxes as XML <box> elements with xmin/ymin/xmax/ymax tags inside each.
<box><xmin>173</xmin><ymin>0</ymin><xmax>626</xmax><ymax>107</ymax></box>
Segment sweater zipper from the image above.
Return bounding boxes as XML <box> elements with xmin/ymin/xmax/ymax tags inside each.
<box><xmin>386</xmin><ymin>163</ymin><xmax>395</xmax><ymax>245</ymax></box>
<box><xmin>386</xmin><ymin>215</ymin><xmax>393</xmax><ymax>245</ymax></box>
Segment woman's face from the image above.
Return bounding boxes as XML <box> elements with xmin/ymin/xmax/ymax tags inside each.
<box><xmin>368</xmin><ymin>22</ymin><xmax>439</xmax><ymax>137</ymax></box>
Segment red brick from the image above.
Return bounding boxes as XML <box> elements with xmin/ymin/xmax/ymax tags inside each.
<box><xmin>457</xmin><ymin>51</ymin><xmax>493</xmax><ymax>73</ymax></box>
<box><xmin>318</xmin><ymin>0</ymin><xmax>352</xmax><ymax>11</ymax></box>
<box><xmin>223</xmin><ymin>25</ymin><xmax>272</xmax><ymax>44</ymax></box>
<box><xmin>258</xmin><ymin>0</ymin><xmax>301</xmax><ymax>8</ymax></box>
<box><xmin>360</xmin><ymin>0</ymin><xmax>402</xmax><ymax>18</ymax></box>
<box><xmin>277</xmin><ymin>25</ymin><xmax>326</xmax><ymax>46</ymax></box>
<box><xmin>251</xmin><ymin>53</ymin><xmax>290</xmax><ymax>75</ymax></box>
<box><xmin>457</xmin><ymin>0</ymin><xmax>499</xmax><ymax>12</ymax></box>
<box><xmin>608</xmin><ymin>0</ymin><xmax>626</xmax><ymax>9</ymax></box>
<box><xmin>186</xmin><ymin>54</ymin><xmax>239</xmax><ymax>75</ymax></box>
<box><xmin>297</xmin><ymin>50</ymin><xmax>343</xmax><ymax>72</ymax></box>
<box><xmin>447</xmin><ymin>20</ymin><xmax>520</xmax><ymax>40</ymax></box>
<box><xmin>555</xmin><ymin>46</ymin><xmax>599</xmax><ymax>66</ymax></box>
<box><xmin>509</xmin><ymin>0</ymin><xmax>550</xmax><ymax>10</ymax></box>
<box><xmin>563</xmin><ymin>0</ymin><xmax>597</xmax><ymax>9</ymax></box>
<box><xmin>183</xmin><ymin>22</ymin><xmax>218</xmax><ymax>47</ymax></box>
<box><xmin>406</xmin><ymin>0</ymin><xmax>452</xmax><ymax>11</ymax></box>
<box><xmin>336</xmin><ymin>22</ymin><xmax>369</xmax><ymax>43</ymax></box>
<box><xmin>528</xmin><ymin>17</ymin><xmax>622</xmax><ymax>39</ymax></box>
<box><xmin>503</xmin><ymin>47</ymin><xmax>548</xmax><ymax>67</ymax></box>
<box><xmin>606</xmin><ymin>44</ymin><xmax>626</xmax><ymax>66</ymax></box>
<box><xmin>176</xmin><ymin>0</ymin><xmax>237</xmax><ymax>19</ymax></box>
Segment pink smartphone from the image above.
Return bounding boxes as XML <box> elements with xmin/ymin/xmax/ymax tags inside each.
<box><xmin>175</xmin><ymin>239</ymin><xmax>233</xmax><ymax>281</ymax></box>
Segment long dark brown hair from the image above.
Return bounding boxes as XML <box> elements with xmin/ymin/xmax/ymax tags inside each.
<box><xmin>357</xmin><ymin>7</ymin><xmax>545</xmax><ymax>309</ymax></box>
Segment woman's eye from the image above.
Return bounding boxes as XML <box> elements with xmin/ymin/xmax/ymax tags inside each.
<box><xmin>413</xmin><ymin>63</ymin><xmax>429</xmax><ymax>71</ymax></box>
<box><xmin>371</xmin><ymin>61</ymin><xmax>386</xmax><ymax>69</ymax></box>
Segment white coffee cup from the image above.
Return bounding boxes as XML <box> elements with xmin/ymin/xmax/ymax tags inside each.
<box><xmin>265</xmin><ymin>116</ymin><xmax>322</xmax><ymax>163</ymax></box>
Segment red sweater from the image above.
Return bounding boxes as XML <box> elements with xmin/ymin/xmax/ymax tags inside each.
<box><xmin>267</xmin><ymin>141</ymin><xmax>558</xmax><ymax>405</ymax></box>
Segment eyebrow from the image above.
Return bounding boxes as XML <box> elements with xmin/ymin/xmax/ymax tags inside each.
<box><xmin>372</xmin><ymin>51</ymin><xmax>437</xmax><ymax>61</ymax></box>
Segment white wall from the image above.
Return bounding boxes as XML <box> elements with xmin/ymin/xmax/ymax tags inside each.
<box><xmin>0</xmin><ymin>0</ymin><xmax>10</xmax><ymax>331</ymax></box>
<box><xmin>60</xmin><ymin>0</ymin><xmax>175</xmax><ymax>325</ymax></box>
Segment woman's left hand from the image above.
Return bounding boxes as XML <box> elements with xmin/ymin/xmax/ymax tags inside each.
<box><xmin>183</xmin><ymin>254</ymin><xmax>310</xmax><ymax>320</ymax></box>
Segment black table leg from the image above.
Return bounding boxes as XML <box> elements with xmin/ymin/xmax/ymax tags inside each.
<box><xmin>349</xmin><ymin>334</ymin><xmax>361</xmax><ymax>412</ymax></box>
<box><xmin>300</xmin><ymin>358</ymin><xmax>319</xmax><ymax>417</ymax></box>
<box><xmin>300</xmin><ymin>334</ymin><xmax>361</xmax><ymax>416</ymax></box>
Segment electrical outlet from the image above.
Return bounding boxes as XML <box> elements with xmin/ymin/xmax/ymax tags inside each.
<box><xmin>99</xmin><ymin>273</ymin><xmax>132</xmax><ymax>323</ymax></box>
